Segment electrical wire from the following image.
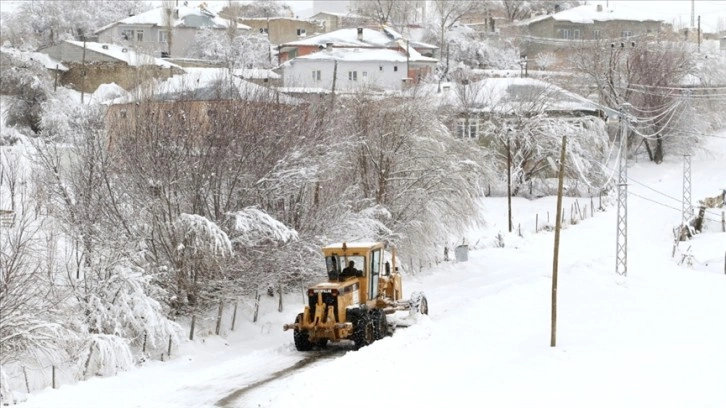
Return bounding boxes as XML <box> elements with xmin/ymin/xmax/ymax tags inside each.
<box><xmin>627</xmin><ymin>191</ymin><xmax>723</xmax><ymax>223</ymax></box>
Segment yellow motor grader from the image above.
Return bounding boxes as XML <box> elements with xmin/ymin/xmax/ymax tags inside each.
<box><xmin>283</xmin><ymin>242</ymin><xmax>428</xmax><ymax>351</ymax></box>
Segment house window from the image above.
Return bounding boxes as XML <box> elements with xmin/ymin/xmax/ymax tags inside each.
<box><xmin>622</xmin><ymin>30</ymin><xmax>632</xmax><ymax>38</ymax></box>
<box><xmin>379</xmin><ymin>65</ymin><xmax>383</xmax><ymax>71</ymax></box>
<box><xmin>573</xmin><ymin>29</ymin><xmax>580</xmax><ymax>39</ymax></box>
<box><xmin>593</xmin><ymin>30</ymin><xmax>601</xmax><ymax>39</ymax></box>
<box><xmin>457</xmin><ymin>118</ymin><xmax>479</xmax><ymax>139</ymax></box>
<box><xmin>158</xmin><ymin>30</ymin><xmax>169</xmax><ymax>43</ymax></box>
<box><xmin>296</xmin><ymin>28</ymin><xmax>306</xmax><ymax>36</ymax></box>
<box><xmin>562</xmin><ymin>29</ymin><xmax>571</xmax><ymax>39</ymax></box>
<box><xmin>312</xmin><ymin>70</ymin><xmax>321</xmax><ymax>81</ymax></box>
<box><xmin>393</xmin><ymin>66</ymin><xmax>398</xmax><ymax>72</ymax></box>
<box><xmin>135</xmin><ymin>30</ymin><xmax>144</xmax><ymax>42</ymax></box>
<box><xmin>260</xmin><ymin>28</ymin><xmax>269</xmax><ymax>34</ymax></box>
<box><xmin>362</xmin><ymin>71</ymin><xmax>367</xmax><ymax>78</ymax></box>
<box><xmin>121</xmin><ymin>28</ymin><xmax>133</xmax><ymax>41</ymax></box>
<box><xmin>348</xmin><ymin>71</ymin><xmax>357</xmax><ymax>81</ymax></box>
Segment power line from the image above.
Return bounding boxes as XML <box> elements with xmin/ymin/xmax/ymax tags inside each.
<box><xmin>628</xmin><ymin>191</ymin><xmax>723</xmax><ymax>223</ymax></box>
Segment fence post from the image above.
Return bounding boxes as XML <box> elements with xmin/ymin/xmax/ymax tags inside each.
<box><xmin>547</xmin><ymin>211</ymin><xmax>550</xmax><ymax>224</ymax></box>
<box><xmin>22</xmin><ymin>366</ymin><xmax>30</xmax><ymax>393</ymax></box>
<box><xmin>253</xmin><ymin>291</ymin><xmax>261</xmax><ymax>323</ymax></box>
<box><xmin>142</xmin><ymin>331</ymin><xmax>147</xmax><ymax>353</ymax></box>
<box><xmin>535</xmin><ymin>213</ymin><xmax>539</xmax><ymax>233</ymax></box>
<box><xmin>52</xmin><ymin>365</ymin><xmax>56</xmax><ymax>389</ymax></box>
<box><xmin>189</xmin><ymin>315</ymin><xmax>196</xmax><ymax>341</ymax></box>
<box><xmin>161</xmin><ymin>353</ymin><xmax>164</xmax><ymax>362</ymax></box>
<box><xmin>722</xmin><ymin>211</ymin><xmax>725</xmax><ymax>232</ymax></box>
<box><xmin>278</xmin><ymin>284</ymin><xmax>283</xmax><ymax>312</ymax></box>
<box><xmin>518</xmin><ymin>223</ymin><xmax>522</xmax><ymax>237</ymax></box>
<box><xmin>231</xmin><ymin>303</ymin><xmax>238</xmax><ymax>331</ymax></box>
<box><xmin>167</xmin><ymin>335</ymin><xmax>172</xmax><ymax>358</ymax></box>
<box><xmin>590</xmin><ymin>196</ymin><xmax>594</xmax><ymax>217</ymax></box>
<box><xmin>215</xmin><ymin>301</ymin><xmax>224</xmax><ymax>335</ymax></box>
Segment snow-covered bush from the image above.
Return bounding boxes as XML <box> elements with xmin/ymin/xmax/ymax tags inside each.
<box><xmin>0</xmin><ymin>49</ymin><xmax>52</xmax><ymax>134</ymax></box>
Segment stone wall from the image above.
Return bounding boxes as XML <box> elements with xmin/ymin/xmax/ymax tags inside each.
<box><xmin>60</xmin><ymin>62</ymin><xmax>181</xmax><ymax>93</ymax></box>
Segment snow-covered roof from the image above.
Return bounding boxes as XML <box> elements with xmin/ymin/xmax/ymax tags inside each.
<box><xmin>281</xmin><ymin>27</ymin><xmax>437</xmax><ymax>50</ymax></box>
<box><xmin>28</xmin><ymin>52</ymin><xmax>68</xmax><ymax>71</ymax></box>
<box><xmin>322</xmin><ymin>242</ymin><xmax>382</xmax><ymax>250</ymax></box>
<box><xmin>118</xmin><ymin>68</ymin><xmax>299</xmax><ymax>104</ymax></box>
<box><xmin>522</xmin><ymin>4</ymin><xmax>664</xmax><ymax>26</ymax></box>
<box><xmin>95</xmin><ymin>6</ymin><xmax>248</xmax><ymax>34</ymax></box>
<box><xmin>421</xmin><ymin>77</ymin><xmax>600</xmax><ymax>114</ymax></box>
<box><xmin>292</xmin><ymin>47</ymin><xmax>437</xmax><ymax>63</ymax></box>
<box><xmin>62</xmin><ymin>41</ymin><xmax>180</xmax><ymax>69</ymax></box>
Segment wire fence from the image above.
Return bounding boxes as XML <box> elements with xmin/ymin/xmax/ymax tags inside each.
<box><xmin>0</xmin><ymin>293</ymin><xmax>287</xmax><ymax>405</ymax></box>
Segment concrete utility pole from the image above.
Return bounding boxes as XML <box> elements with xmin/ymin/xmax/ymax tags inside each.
<box><xmin>682</xmin><ymin>154</ymin><xmax>692</xmax><ymax>225</ymax></box>
<box><xmin>615</xmin><ymin>103</ymin><xmax>631</xmax><ymax>277</ymax></box>
<box><xmin>551</xmin><ymin>135</ymin><xmax>567</xmax><ymax>348</ymax></box>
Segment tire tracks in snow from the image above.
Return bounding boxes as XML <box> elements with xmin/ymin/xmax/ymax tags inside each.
<box><xmin>215</xmin><ymin>347</ymin><xmax>346</xmax><ymax>407</ymax></box>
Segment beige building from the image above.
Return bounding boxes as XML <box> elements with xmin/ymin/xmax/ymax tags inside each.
<box><xmin>236</xmin><ymin>17</ymin><xmax>324</xmax><ymax>45</ymax></box>
<box><xmin>518</xmin><ymin>4</ymin><xmax>664</xmax><ymax>60</ymax></box>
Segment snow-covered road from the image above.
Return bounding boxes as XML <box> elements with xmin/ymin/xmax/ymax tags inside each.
<box><xmin>16</xmin><ymin>132</ymin><xmax>726</xmax><ymax>408</ymax></box>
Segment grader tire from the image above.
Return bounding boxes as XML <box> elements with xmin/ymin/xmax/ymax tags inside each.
<box><xmin>371</xmin><ymin>310</ymin><xmax>388</xmax><ymax>340</ymax></box>
<box><xmin>353</xmin><ymin>314</ymin><xmax>375</xmax><ymax>350</ymax></box>
<box><xmin>293</xmin><ymin>313</ymin><xmax>314</xmax><ymax>351</ymax></box>
<box><xmin>410</xmin><ymin>292</ymin><xmax>429</xmax><ymax>315</ymax></box>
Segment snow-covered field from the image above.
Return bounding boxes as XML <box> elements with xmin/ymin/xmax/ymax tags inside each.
<box><xmin>11</xmin><ymin>128</ymin><xmax>725</xmax><ymax>407</ymax></box>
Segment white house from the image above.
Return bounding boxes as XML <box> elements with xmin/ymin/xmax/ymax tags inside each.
<box><xmin>95</xmin><ymin>5</ymin><xmax>248</xmax><ymax>59</ymax></box>
<box><xmin>281</xmin><ymin>47</ymin><xmax>437</xmax><ymax>92</ymax></box>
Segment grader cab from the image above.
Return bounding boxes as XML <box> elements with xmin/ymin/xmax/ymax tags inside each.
<box><xmin>283</xmin><ymin>242</ymin><xmax>428</xmax><ymax>351</ymax></box>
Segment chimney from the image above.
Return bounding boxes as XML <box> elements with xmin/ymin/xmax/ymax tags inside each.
<box><xmin>596</xmin><ymin>4</ymin><xmax>603</xmax><ymax>12</ymax></box>
<box><xmin>357</xmin><ymin>27</ymin><xmax>363</xmax><ymax>41</ymax></box>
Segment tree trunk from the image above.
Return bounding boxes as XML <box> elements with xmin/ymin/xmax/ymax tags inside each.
<box><xmin>654</xmin><ymin>135</ymin><xmax>664</xmax><ymax>164</ymax></box>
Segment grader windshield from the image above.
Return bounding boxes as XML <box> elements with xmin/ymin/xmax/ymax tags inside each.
<box><xmin>326</xmin><ymin>255</ymin><xmax>365</xmax><ymax>281</ymax></box>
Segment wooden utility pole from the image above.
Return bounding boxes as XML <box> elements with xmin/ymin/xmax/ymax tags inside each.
<box><xmin>507</xmin><ymin>134</ymin><xmax>513</xmax><ymax>232</ymax></box>
<box><xmin>81</xmin><ymin>38</ymin><xmax>87</xmax><ymax>103</ymax></box>
<box><xmin>551</xmin><ymin>135</ymin><xmax>567</xmax><ymax>347</ymax></box>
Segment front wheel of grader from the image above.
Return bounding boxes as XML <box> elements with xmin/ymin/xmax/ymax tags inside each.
<box><xmin>410</xmin><ymin>291</ymin><xmax>429</xmax><ymax>315</ymax></box>
<box><xmin>293</xmin><ymin>313</ymin><xmax>314</xmax><ymax>351</ymax></box>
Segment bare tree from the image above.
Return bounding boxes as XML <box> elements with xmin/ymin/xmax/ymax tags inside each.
<box><xmin>570</xmin><ymin>35</ymin><xmax>694</xmax><ymax>163</ymax></box>
<box><xmin>432</xmin><ymin>0</ymin><xmax>479</xmax><ymax>51</ymax></box>
<box><xmin>352</xmin><ymin>0</ymin><xmax>420</xmax><ymax>32</ymax></box>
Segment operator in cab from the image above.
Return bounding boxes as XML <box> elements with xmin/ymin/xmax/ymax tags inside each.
<box><xmin>340</xmin><ymin>260</ymin><xmax>362</xmax><ymax>278</ymax></box>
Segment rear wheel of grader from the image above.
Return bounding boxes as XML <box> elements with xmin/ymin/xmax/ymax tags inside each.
<box><xmin>353</xmin><ymin>314</ymin><xmax>375</xmax><ymax>349</ymax></box>
<box><xmin>293</xmin><ymin>313</ymin><xmax>314</xmax><ymax>351</ymax></box>
<box><xmin>371</xmin><ymin>309</ymin><xmax>388</xmax><ymax>340</ymax></box>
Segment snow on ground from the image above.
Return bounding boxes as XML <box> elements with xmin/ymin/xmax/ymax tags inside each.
<box><xmin>13</xmin><ymin>130</ymin><xmax>726</xmax><ymax>408</ymax></box>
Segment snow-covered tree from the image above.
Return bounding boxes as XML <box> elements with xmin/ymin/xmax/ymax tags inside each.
<box><xmin>334</xmin><ymin>92</ymin><xmax>491</xmax><ymax>269</ymax></box>
<box><xmin>189</xmin><ymin>28</ymin><xmax>272</xmax><ymax>69</ymax></box>
<box><xmin>231</xmin><ymin>0</ymin><xmax>294</xmax><ymax>18</ymax></box>
<box><xmin>0</xmin><ymin>50</ymin><xmax>53</xmax><ymax>134</ymax></box>
<box><xmin>1</xmin><ymin>0</ymin><xmax>151</xmax><ymax>49</ymax></box>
